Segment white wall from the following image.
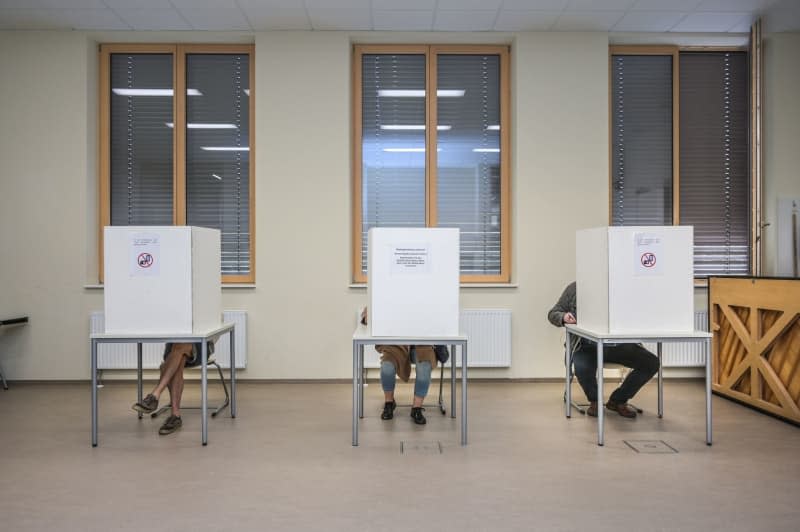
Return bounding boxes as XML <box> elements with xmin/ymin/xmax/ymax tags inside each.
<box><xmin>0</xmin><ymin>29</ymin><xmax>796</xmax><ymax>381</ymax></box>
<box><xmin>763</xmin><ymin>32</ymin><xmax>800</xmax><ymax>275</ymax></box>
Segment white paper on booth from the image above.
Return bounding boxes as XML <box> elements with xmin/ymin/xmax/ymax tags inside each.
<box><xmin>390</xmin><ymin>243</ymin><xmax>431</xmax><ymax>274</ymax></box>
<box><xmin>633</xmin><ymin>232</ymin><xmax>663</xmax><ymax>276</ymax></box>
<box><xmin>129</xmin><ymin>232</ymin><xmax>160</xmax><ymax>277</ymax></box>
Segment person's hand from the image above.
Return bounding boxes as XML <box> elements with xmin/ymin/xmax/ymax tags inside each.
<box><xmin>563</xmin><ymin>312</ymin><xmax>576</xmax><ymax>325</ymax></box>
<box><xmin>360</xmin><ymin>307</ymin><xmax>368</xmax><ymax>325</ymax></box>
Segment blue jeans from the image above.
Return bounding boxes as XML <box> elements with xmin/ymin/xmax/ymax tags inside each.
<box><xmin>572</xmin><ymin>342</ymin><xmax>659</xmax><ymax>403</ymax></box>
<box><xmin>381</xmin><ymin>360</ymin><xmax>432</xmax><ymax>399</ymax></box>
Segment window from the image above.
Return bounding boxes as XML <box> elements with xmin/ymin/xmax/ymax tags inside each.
<box><xmin>610</xmin><ymin>46</ymin><xmax>750</xmax><ymax>278</ymax></box>
<box><xmin>352</xmin><ymin>45</ymin><xmax>510</xmax><ymax>284</ymax></box>
<box><xmin>99</xmin><ymin>44</ymin><xmax>254</xmax><ymax>283</ymax></box>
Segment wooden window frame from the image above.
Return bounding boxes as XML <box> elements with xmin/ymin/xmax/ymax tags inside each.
<box><xmin>352</xmin><ymin>44</ymin><xmax>511</xmax><ymax>284</ymax></box>
<box><xmin>98</xmin><ymin>43</ymin><xmax>255</xmax><ymax>284</ymax></box>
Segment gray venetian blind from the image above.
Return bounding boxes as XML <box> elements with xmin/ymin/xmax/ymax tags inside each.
<box><xmin>185</xmin><ymin>54</ymin><xmax>251</xmax><ymax>276</ymax></box>
<box><xmin>437</xmin><ymin>54</ymin><xmax>501</xmax><ymax>275</ymax></box>
<box><xmin>110</xmin><ymin>54</ymin><xmax>173</xmax><ymax>226</ymax></box>
<box><xmin>679</xmin><ymin>52</ymin><xmax>750</xmax><ymax>276</ymax></box>
<box><xmin>360</xmin><ymin>54</ymin><xmax>427</xmax><ymax>273</ymax></box>
<box><xmin>611</xmin><ymin>54</ymin><xmax>673</xmax><ymax>226</ymax></box>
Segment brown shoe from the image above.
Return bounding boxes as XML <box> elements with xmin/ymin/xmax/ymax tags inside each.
<box><xmin>586</xmin><ymin>402</ymin><xmax>598</xmax><ymax>417</ymax></box>
<box><xmin>605</xmin><ymin>399</ymin><xmax>637</xmax><ymax>418</ymax></box>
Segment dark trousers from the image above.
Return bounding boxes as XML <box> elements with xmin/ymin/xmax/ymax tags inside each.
<box><xmin>572</xmin><ymin>342</ymin><xmax>660</xmax><ymax>404</ymax></box>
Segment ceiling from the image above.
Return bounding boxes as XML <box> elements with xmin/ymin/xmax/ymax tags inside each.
<box><xmin>0</xmin><ymin>0</ymin><xmax>798</xmax><ymax>34</ymax></box>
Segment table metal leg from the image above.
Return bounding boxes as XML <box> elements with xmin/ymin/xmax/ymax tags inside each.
<box><xmin>450</xmin><ymin>344</ymin><xmax>456</xmax><ymax>419</ymax></box>
<box><xmin>229</xmin><ymin>329</ymin><xmax>237</xmax><ymax>418</ymax></box>
<box><xmin>91</xmin><ymin>339</ymin><xmax>98</xmax><ymax>447</ymax></box>
<box><xmin>201</xmin><ymin>342</ymin><xmax>208</xmax><ymax>446</ymax></box>
<box><xmin>137</xmin><ymin>343</ymin><xmax>143</xmax><ymax>420</ymax></box>
<box><xmin>461</xmin><ymin>341</ymin><xmax>468</xmax><ymax>446</ymax></box>
<box><xmin>597</xmin><ymin>341</ymin><xmax>604</xmax><ymax>446</ymax></box>
<box><xmin>706</xmin><ymin>337</ymin><xmax>713</xmax><ymax>445</ymax></box>
<box><xmin>358</xmin><ymin>344</ymin><xmax>365</xmax><ymax>419</ymax></box>
<box><xmin>352</xmin><ymin>340</ymin><xmax>359</xmax><ymax>446</ymax></box>
<box><xmin>657</xmin><ymin>342</ymin><xmax>663</xmax><ymax>418</ymax></box>
<box><xmin>565</xmin><ymin>331</ymin><xmax>572</xmax><ymax>418</ymax></box>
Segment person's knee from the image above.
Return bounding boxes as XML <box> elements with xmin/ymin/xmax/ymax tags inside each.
<box><xmin>641</xmin><ymin>351</ymin><xmax>660</xmax><ymax>376</ymax></box>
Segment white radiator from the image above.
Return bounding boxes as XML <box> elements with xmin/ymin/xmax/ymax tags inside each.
<box><xmin>362</xmin><ymin>309</ymin><xmax>512</xmax><ymax>368</ymax></box>
<box><xmin>90</xmin><ymin>310</ymin><xmax>247</xmax><ymax>369</ymax></box>
<box><xmin>643</xmin><ymin>311</ymin><xmax>709</xmax><ymax>367</ymax></box>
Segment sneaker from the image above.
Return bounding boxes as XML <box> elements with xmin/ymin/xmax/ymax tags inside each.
<box><xmin>410</xmin><ymin>407</ymin><xmax>426</xmax><ymax>425</ymax></box>
<box><xmin>158</xmin><ymin>415</ymin><xmax>182</xmax><ymax>435</ymax></box>
<box><xmin>586</xmin><ymin>401</ymin><xmax>598</xmax><ymax>417</ymax></box>
<box><xmin>132</xmin><ymin>394</ymin><xmax>158</xmax><ymax>414</ymax></box>
<box><xmin>605</xmin><ymin>399</ymin><xmax>637</xmax><ymax>418</ymax></box>
<box><xmin>381</xmin><ymin>401</ymin><xmax>396</xmax><ymax>420</ymax></box>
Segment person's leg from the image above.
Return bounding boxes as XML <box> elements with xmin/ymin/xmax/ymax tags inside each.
<box><xmin>152</xmin><ymin>343</ymin><xmax>193</xmax><ymax>400</ymax></box>
<box><xmin>380</xmin><ymin>361</ymin><xmax>397</xmax><ymax>420</ymax></box>
<box><xmin>167</xmin><ymin>363</ymin><xmax>185</xmax><ymax>417</ymax></box>
<box><xmin>132</xmin><ymin>343</ymin><xmax>192</xmax><ymax>414</ymax></box>
<box><xmin>412</xmin><ymin>361</ymin><xmax>432</xmax><ymax>407</ymax></box>
<box><xmin>571</xmin><ymin>346</ymin><xmax>599</xmax><ymax>403</ymax></box>
<box><xmin>606</xmin><ymin>344</ymin><xmax>659</xmax><ymax>404</ymax></box>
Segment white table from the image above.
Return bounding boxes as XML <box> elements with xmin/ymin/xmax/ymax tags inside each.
<box><xmin>90</xmin><ymin>323</ymin><xmax>236</xmax><ymax>447</ymax></box>
<box><xmin>565</xmin><ymin>324</ymin><xmax>713</xmax><ymax>447</ymax></box>
<box><xmin>352</xmin><ymin>325</ymin><xmax>468</xmax><ymax>446</ymax></box>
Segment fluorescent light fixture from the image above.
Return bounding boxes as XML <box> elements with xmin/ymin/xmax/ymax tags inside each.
<box><xmin>112</xmin><ymin>88</ymin><xmax>203</xmax><ymax>96</ymax></box>
<box><xmin>377</xmin><ymin>89</ymin><xmax>465</xmax><ymax>97</ymax></box>
<box><xmin>201</xmin><ymin>146</ymin><xmax>250</xmax><ymax>151</ymax></box>
<box><xmin>211</xmin><ymin>174</ymin><xmax>222</xmax><ymax>180</ymax></box>
<box><xmin>486</xmin><ymin>125</ymin><xmax>500</xmax><ymax>131</ymax></box>
<box><xmin>380</xmin><ymin>125</ymin><xmax>452</xmax><ymax>131</ymax></box>
<box><xmin>473</xmin><ymin>148</ymin><xmax>500</xmax><ymax>153</ymax></box>
<box><xmin>165</xmin><ymin>122</ymin><xmax>237</xmax><ymax>129</ymax></box>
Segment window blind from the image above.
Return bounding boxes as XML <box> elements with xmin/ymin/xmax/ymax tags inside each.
<box><xmin>436</xmin><ymin>54</ymin><xmax>501</xmax><ymax>275</ymax></box>
<box><xmin>185</xmin><ymin>54</ymin><xmax>251</xmax><ymax>276</ymax></box>
<box><xmin>611</xmin><ymin>54</ymin><xmax>673</xmax><ymax>226</ymax></box>
<box><xmin>110</xmin><ymin>54</ymin><xmax>173</xmax><ymax>226</ymax></box>
<box><xmin>679</xmin><ymin>52</ymin><xmax>750</xmax><ymax>276</ymax></box>
<box><xmin>360</xmin><ymin>54</ymin><xmax>427</xmax><ymax>273</ymax></box>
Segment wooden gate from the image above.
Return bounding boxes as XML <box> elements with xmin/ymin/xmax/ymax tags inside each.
<box><xmin>710</xmin><ymin>277</ymin><xmax>800</xmax><ymax>423</ymax></box>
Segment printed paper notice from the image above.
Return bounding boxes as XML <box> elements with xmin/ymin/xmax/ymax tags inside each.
<box><xmin>390</xmin><ymin>244</ymin><xmax>431</xmax><ymax>274</ymax></box>
<box><xmin>129</xmin><ymin>233</ymin><xmax>160</xmax><ymax>277</ymax></box>
<box><xmin>634</xmin><ymin>232</ymin><xmax>663</xmax><ymax>276</ymax></box>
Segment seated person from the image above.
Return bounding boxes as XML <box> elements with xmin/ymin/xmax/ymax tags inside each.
<box><xmin>361</xmin><ymin>308</ymin><xmax>436</xmax><ymax>425</ymax></box>
<box><xmin>548</xmin><ymin>281</ymin><xmax>659</xmax><ymax>418</ymax></box>
<box><xmin>132</xmin><ymin>341</ymin><xmax>212</xmax><ymax>435</ymax></box>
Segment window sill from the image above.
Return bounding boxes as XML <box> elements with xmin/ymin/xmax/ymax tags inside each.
<box><xmin>84</xmin><ymin>283</ymin><xmax>257</xmax><ymax>290</ymax></box>
<box><xmin>348</xmin><ymin>283</ymin><xmax>518</xmax><ymax>289</ymax></box>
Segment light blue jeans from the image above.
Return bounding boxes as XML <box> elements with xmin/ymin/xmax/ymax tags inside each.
<box><xmin>380</xmin><ymin>360</ymin><xmax>432</xmax><ymax>398</ymax></box>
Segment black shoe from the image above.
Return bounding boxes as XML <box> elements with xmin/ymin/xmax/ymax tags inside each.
<box><xmin>381</xmin><ymin>401</ymin><xmax>396</xmax><ymax>420</ymax></box>
<box><xmin>410</xmin><ymin>407</ymin><xmax>426</xmax><ymax>425</ymax></box>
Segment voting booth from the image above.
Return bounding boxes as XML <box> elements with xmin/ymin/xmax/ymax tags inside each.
<box><xmin>368</xmin><ymin>228</ymin><xmax>460</xmax><ymax>337</ymax></box>
<box><xmin>104</xmin><ymin>226</ymin><xmax>221</xmax><ymax>334</ymax></box>
<box><xmin>576</xmin><ymin>226</ymin><xmax>694</xmax><ymax>334</ymax></box>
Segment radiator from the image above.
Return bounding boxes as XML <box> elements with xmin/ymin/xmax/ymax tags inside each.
<box><xmin>362</xmin><ymin>309</ymin><xmax>512</xmax><ymax>368</ymax></box>
<box><xmin>643</xmin><ymin>311</ymin><xmax>709</xmax><ymax>367</ymax></box>
<box><xmin>90</xmin><ymin>310</ymin><xmax>247</xmax><ymax>369</ymax></box>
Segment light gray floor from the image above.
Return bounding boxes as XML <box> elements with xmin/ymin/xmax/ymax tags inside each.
<box><xmin>1</xmin><ymin>380</ymin><xmax>798</xmax><ymax>531</ymax></box>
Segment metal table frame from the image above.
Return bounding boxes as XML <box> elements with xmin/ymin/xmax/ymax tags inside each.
<box><xmin>90</xmin><ymin>323</ymin><xmax>236</xmax><ymax>447</ymax></box>
<box><xmin>565</xmin><ymin>324</ymin><xmax>713</xmax><ymax>447</ymax></box>
<box><xmin>352</xmin><ymin>325</ymin><xmax>468</xmax><ymax>446</ymax></box>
